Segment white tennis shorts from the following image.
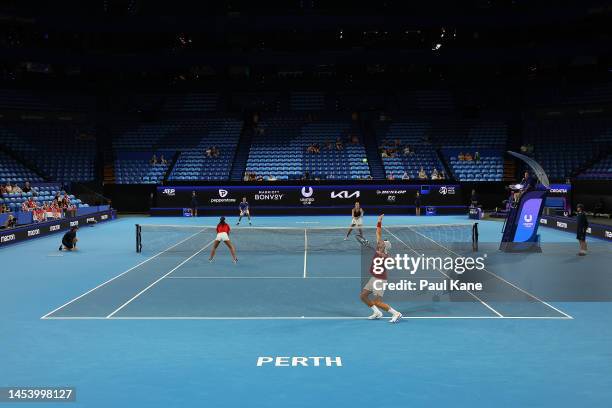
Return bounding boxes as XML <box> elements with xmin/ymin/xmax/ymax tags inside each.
<box><xmin>363</xmin><ymin>276</ymin><xmax>385</xmax><ymax>297</ymax></box>
<box><xmin>240</xmin><ymin>209</ymin><xmax>250</xmax><ymax>216</ymax></box>
<box><xmin>351</xmin><ymin>217</ymin><xmax>363</xmax><ymax>227</ymax></box>
<box><xmin>215</xmin><ymin>232</ymin><xmax>230</xmax><ymax>242</ymax></box>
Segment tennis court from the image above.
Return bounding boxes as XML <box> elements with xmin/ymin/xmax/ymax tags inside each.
<box><xmin>2</xmin><ymin>215</ymin><xmax>612</xmax><ymax>407</ymax></box>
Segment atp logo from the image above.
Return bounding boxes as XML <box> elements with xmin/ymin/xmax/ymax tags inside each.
<box><xmin>301</xmin><ymin>187</ymin><xmax>313</xmax><ymax>198</ymax></box>
<box><xmin>218</xmin><ymin>189</ymin><xmax>229</xmax><ymax>198</ymax></box>
<box><xmin>162</xmin><ymin>188</ymin><xmax>176</xmax><ymax>196</ymax></box>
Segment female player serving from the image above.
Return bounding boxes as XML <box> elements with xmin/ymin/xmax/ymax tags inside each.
<box><xmin>236</xmin><ymin>197</ymin><xmax>252</xmax><ymax>225</ymax></box>
<box><xmin>359</xmin><ymin>214</ymin><xmax>403</xmax><ymax>323</ymax></box>
<box><xmin>209</xmin><ymin>216</ymin><xmax>238</xmax><ymax>263</ymax></box>
<box><xmin>344</xmin><ymin>201</ymin><xmax>364</xmax><ymax>240</ymax></box>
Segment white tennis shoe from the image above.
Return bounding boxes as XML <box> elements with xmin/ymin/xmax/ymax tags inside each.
<box><xmin>367</xmin><ymin>310</ymin><xmax>383</xmax><ymax>320</ymax></box>
<box><xmin>389</xmin><ymin>311</ymin><xmax>403</xmax><ymax>323</ymax></box>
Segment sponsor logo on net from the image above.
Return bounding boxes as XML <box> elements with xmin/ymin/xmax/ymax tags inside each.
<box><xmin>162</xmin><ymin>188</ymin><xmax>176</xmax><ymax>196</ymax></box>
<box><xmin>300</xmin><ymin>187</ymin><xmax>315</xmax><ymax>205</ymax></box>
<box><xmin>211</xmin><ymin>189</ymin><xmax>236</xmax><ymax>204</ymax></box>
<box><xmin>330</xmin><ymin>190</ymin><xmax>360</xmax><ymax>199</ymax></box>
<box><xmin>1</xmin><ymin>234</ymin><xmax>16</xmax><ymax>243</ymax></box>
<box><xmin>439</xmin><ymin>186</ymin><xmax>456</xmax><ymax>195</ymax></box>
<box><xmin>255</xmin><ymin>190</ymin><xmax>284</xmax><ymax>201</ymax></box>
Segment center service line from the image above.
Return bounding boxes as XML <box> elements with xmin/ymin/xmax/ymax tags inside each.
<box><xmin>303</xmin><ymin>228</ymin><xmax>308</xmax><ymax>279</ymax></box>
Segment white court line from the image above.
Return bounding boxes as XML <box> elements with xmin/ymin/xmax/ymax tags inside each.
<box><xmin>42</xmin><ymin>315</ymin><xmax>573</xmax><ymax>320</ymax></box>
<box><xmin>405</xmin><ymin>226</ymin><xmax>574</xmax><ymax>319</ymax></box>
<box><xmin>384</xmin><ymin>227</ymin><xmax>504</xmax><ymax>318</ymax></box>
<box><xmin>105</xmin><ymin>240</ymin><xmax>215</xmax><ymax>318</ymax></box>
<box><xmin>41</xmin><ymin>228</ymin><xmax>209</xmax><ymax>319</ymax></box>
<box><xmin>303</xmin><ymin>228</ymin><xmax>308</xmax><ymax>279</ymax></box>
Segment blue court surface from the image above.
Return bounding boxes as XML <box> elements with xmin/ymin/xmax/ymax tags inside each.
<box><xmin>2</xmin><ymin>215</ymin><xmax>612</xmax><ymax>407</ymax></box>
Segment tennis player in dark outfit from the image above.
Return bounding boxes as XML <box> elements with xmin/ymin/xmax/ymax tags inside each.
<box><xmin>415</xmin><ymin>191</ymin><xmax>421</xmax><ymax>216</ymax></box>
<box><xmin>190</xmin><ymin>191</ymin><xmax>198</xmax><ymax>217</ymax></box>
<box><xmin>59</xmin><ymin>226</ymin><xmax>78</xmax><ymax>251</ymax></box>
<box><xmin>576</xmin><ymin>203</ymin><xmax>589</xmax><ymax>256</ymax></box>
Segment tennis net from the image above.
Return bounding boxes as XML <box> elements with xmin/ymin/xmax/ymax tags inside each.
<box><xmin>135</xmin><ymin>223</ymin><xmax>476</xmax><ymax>254</ymax></box>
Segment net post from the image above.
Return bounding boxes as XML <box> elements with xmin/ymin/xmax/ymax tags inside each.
<box><xmin>136</xmin><ymin>224</ymin><xmax>142</xmax><ymax>253</ymax></box>
<box><xmin>472</xmin><ymin>222</ymin><xmax>479</xmax><ymax>252</ymax></box>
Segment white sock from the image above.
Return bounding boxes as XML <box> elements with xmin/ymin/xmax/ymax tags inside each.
<box><xmin>388</xmin><ymin>307</ymin><xmax>399</xmax><ymax>315</ymax></box>
<box><xmin>370</xmin><ymin>305</ymin><xmax>381</xmax><ymax>314</ymax></box>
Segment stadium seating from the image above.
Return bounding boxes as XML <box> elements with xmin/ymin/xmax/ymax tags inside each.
<box><xmin>0</xmin><ymin>123</ymin><xmax>96</xmax><ymax>182</ymax></box>
<box><xmin>114</xmin><ymin>152</ymin><xmax>172</xmax><ymax>184</ymax></box>
<box><xmin>374</xmin><ymin>119</ymin><xmax>445</xmax><ymax>179</ymax></box>
<box><xmin>0</xmin><ymin>184</ymin><xmax>86</xmax><ymax>213</ymax></box>
<box><xmin>445</xmin><ymin>149</ymin><xmax>504</xmax><ymax>182</ymax></box>
<box><xmin>168</xmin><ymin>118</ymin><xmax>242</xmax><ymax>181</ymax></box>
<box><xmin>245</xmin><ymin>116</ymin><xmax>370</xmax><ymax>180</ymax></box>
<box><xmin>577</xmin><ymin>153</ymin><xmax>612</xmax><ymax>180</ymax></box>
<box><xmin>524</xmin><ymin>118</ymin><xmax>612</xmax><ymax>180</ymax></box>
<box><xmin>0</xmin><ymin>151</ymin><xmax>44</xmax><ymax>184</ymax></box>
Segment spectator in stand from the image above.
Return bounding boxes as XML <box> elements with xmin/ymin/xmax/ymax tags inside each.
<box><xmin>1</xmin><ymin>203</ymin><xmax>10</xmax><ymax>213</ymax></box>
<box><xmin>418</xmin><ymin>167</ymin><xmax>428</xmax><ymax>180</ymax></box>
<box><xmin>0</xmin><ymin>184</ymin><xmax>6</xmax><ymax>195</ymax></box>
<box><xmin>160</xmin><ymin>154</ymin><xmax>168</xmax><ymax>165</ymax></box>
<box><xmin>387</xmin><ymin>172</ymin><xmax>395</xmax><ymax>180</ymax></box>
<box><xmin>464</xmin><ymin>152</ymin><xmax>473</xmax><ymax>161</ymax></box>
<box><xmin>4</xmin><ymin>214</ymin><xmax>17</xmax><ymax>229</ymax></box>
<box><xmin>402</xmin><ymin>171</ymin><xmax>410</xmax><ymax>180</ymax></box>
<box><xmin>22</xmin><ymin>181</ymin><xmax>32</xmax><ymax>193</ymax></box>
<box><xmin>206</xmin><ymin>147</ymin><xmax>213</xmax><ymax>157</ymax></box>
<box><xmin>325</xmin><ymin>141</ymin><xmax>333</xmax><ymax>150</ymax></box>
<box><xmin>458</xmin><ymin>152</ymin><xmax>465</xmax><ymax>161</ymax></box>
<box><xmin>403</xmin><ymin>145</ymin><xmax>413</xmax><ymax>156</ymax></box>
<box><xmin>474</xmin><ymin>151</ymin><xmax>481</xmax><ymax>162</ymax></box>
<box><xmin>394</xmin><ymin>139</ymin><xmax>402</xmax><ymax>147</ymax></box>
<box><xmin>268</xmin><ymin>175</ymin><xmax>277</xmax><ymax>181</ymax></box>
<box><xmin>431</xmin><ymin>168</ymin><xmax>439</xmax><ymax>180</ymax></box>
<box><xmin>150</xmin><ymin>154</ymin><xmax>158</xmax><ymax>165</ymax></box>
<box><xmin>350</xmin><ymin>134</ymin><xmax>360</xmax><ymax>144</ymax></box>
<box><xmin>12</xmin><ymin>183</ymin><xmax>22</xmax><ymax>194</ymax></box>
<box><xmin>5</xmin><ymin>183</ymin><xmax>13</xmax><ymax>194</ymax></box>
<box><xmin>439</xmin><ymin>170</ymin><xmax>446</xmax><ymax>180</ymax></box>
<box><xmin>212</xmin><ymin>146</ymin><xmax>220</xmax><ymax>158</ymax></box>
<box><xmin>335</xmin><ymin>137</ymin><xmax>344</xmax><ymax>151</ymax></box>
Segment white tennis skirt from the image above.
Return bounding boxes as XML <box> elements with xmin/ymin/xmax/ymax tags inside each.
<box><xmin>215</xmin><ymin>232</ymin><xmax>230</xmax><ymax>242</ymax></box>
<box><xmin>351</xmin><ymin>217</ymin><xmax>363</xmax><ymax>226</ymax></box>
